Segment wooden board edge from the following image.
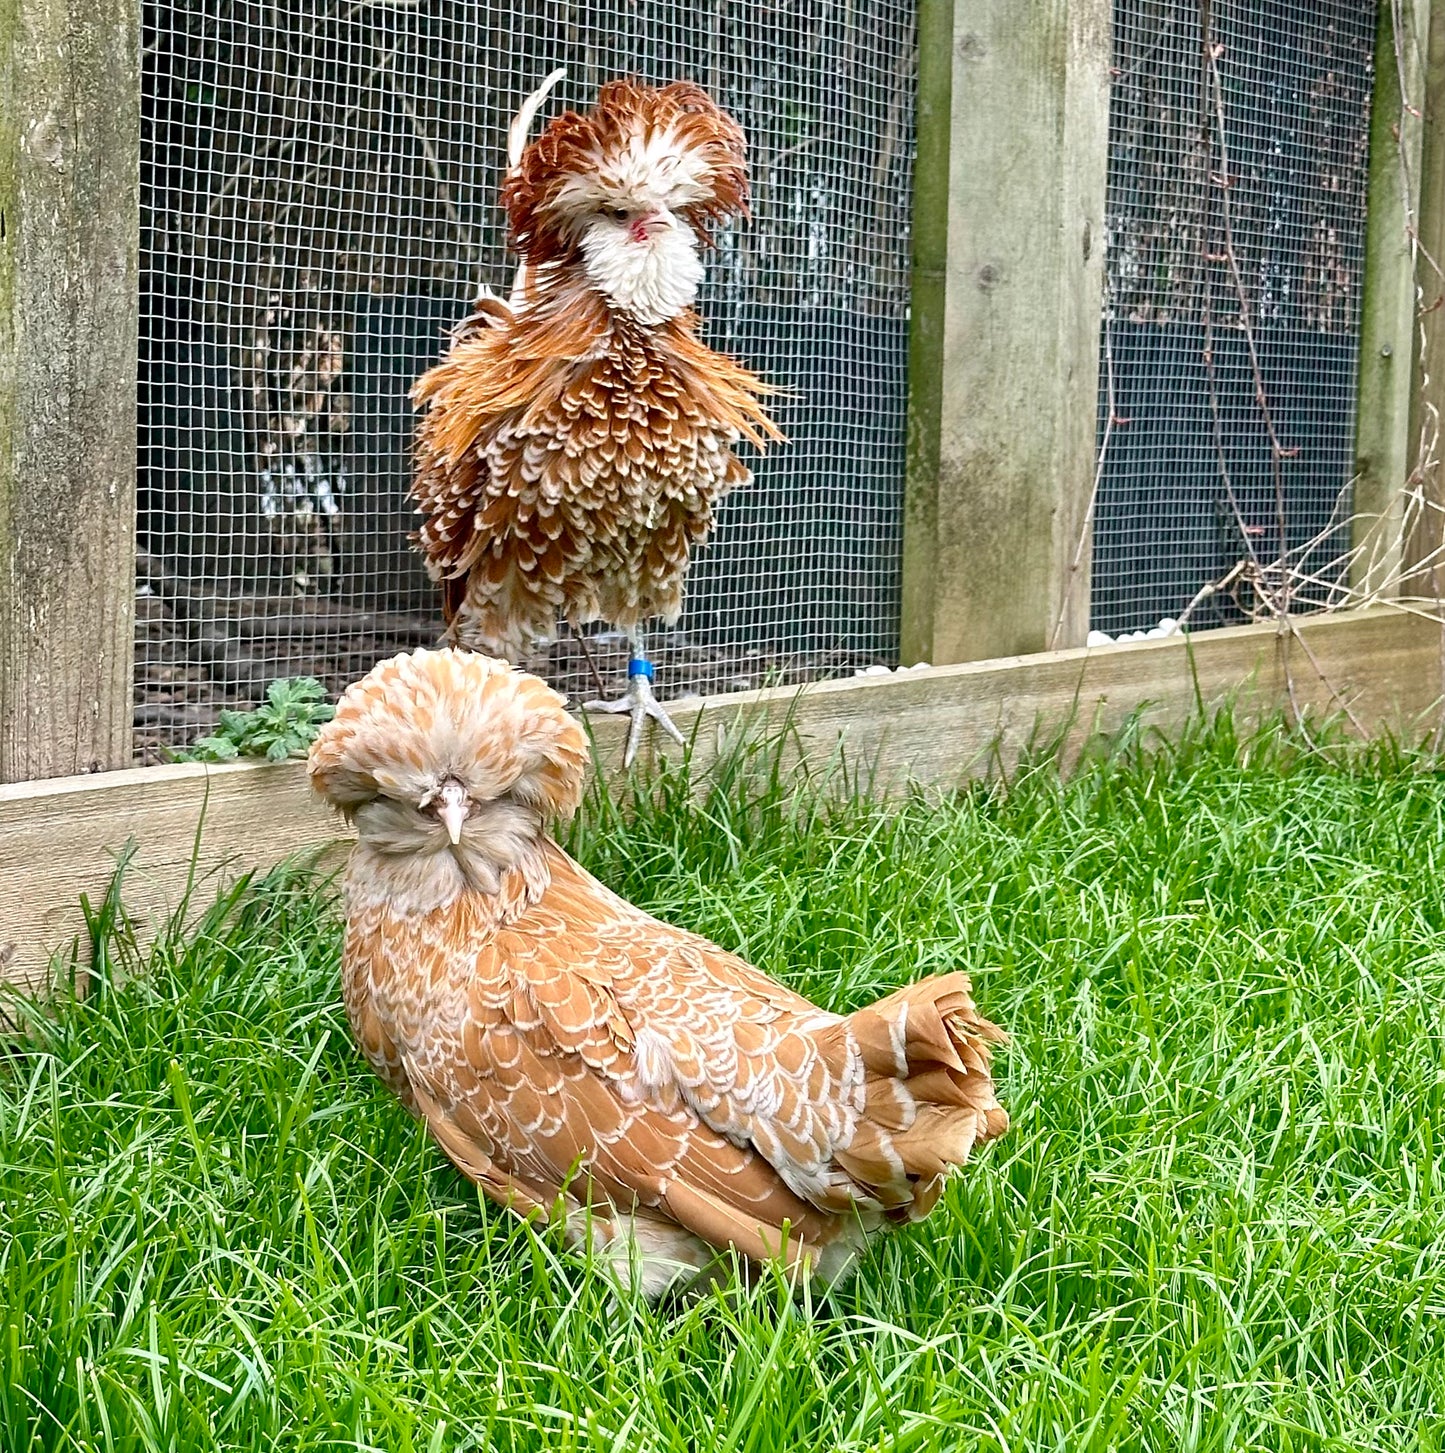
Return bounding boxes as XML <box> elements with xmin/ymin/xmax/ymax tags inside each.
<box><xmin>1354</xmin><ymin>0</ymin><xmax>1431</xmax><ymax>592</ymax></box>
<box><xmin>1</xmin><ymin>606</ymin><xmax>1440</xmax><ymax>998</ymax></box>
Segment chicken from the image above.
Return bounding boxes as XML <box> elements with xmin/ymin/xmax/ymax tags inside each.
<box><xmin>409</xmin><ymin>75</ymin><xmax>782</xmax><ymax>766</ymax></box>
<box><xmin>308</xmin><ymin>647</ymin><xmax>1010</xmax><ymax>1301</ymax></box>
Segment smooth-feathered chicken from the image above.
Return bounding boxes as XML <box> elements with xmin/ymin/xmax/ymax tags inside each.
<box><xmin>409</xmin><ymin>75</ymin><xmax>782</xmax><ymax>766</ymax></box>
<box><xmin>308</xmin><ymin>647</ymin><xmax>1009</xmax><ymax>1300</ymax></box>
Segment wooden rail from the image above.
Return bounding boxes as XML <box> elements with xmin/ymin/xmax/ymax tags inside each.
<box><xmin>2</xmin><ymin>606</ymin><xmax>1440</xmax><ymax>998</ymax></box>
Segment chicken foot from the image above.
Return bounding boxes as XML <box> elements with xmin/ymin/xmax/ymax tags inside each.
<box><xmin>584</xmin><ymin>630</ymin><xmax>686</xmax><ymax>768</ymax></box>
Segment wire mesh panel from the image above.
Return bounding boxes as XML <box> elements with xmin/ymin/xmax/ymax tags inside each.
<box><xmin>137</xmin><ymin>0</ymin><xmax>914</xmax><ymax>761</ymax></box>
<box><xmin>1092</xmin><ymin>0</ymin><xmax>1376</xmax><ymax>636</ymax></box>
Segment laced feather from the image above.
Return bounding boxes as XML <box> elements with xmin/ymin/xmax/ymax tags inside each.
<box><xmin>408</xmin><ymin>78</ymin><xmax>781</xmax><ymax>660</ymax></box>
<box><xmin>314</xmin><ymin>650</ymin><xmax>1011</xmax><ymax>1302</ymax></box>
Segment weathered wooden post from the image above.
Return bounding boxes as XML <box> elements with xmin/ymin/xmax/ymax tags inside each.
<box><xmin>1355</xmin><ymin>0</ymin><xmax>1431</xmax><ymax>599</ymax></box>
<box><xmin>902</xmin><ymin>0</ymin><xmax>1112</xmax><ymax>666</ymax></box>
<box><xmin>1404</xmin><ymin>0</ymin><xmax>1445</xmax><ymax>600</ymax></box>
<box><xmin>0</xmin><ymin>0</ymin><xmax>139</xmax><ymax>781</ymax></box>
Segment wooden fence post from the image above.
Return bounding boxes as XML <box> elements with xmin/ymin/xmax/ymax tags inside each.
<box><xmin>1406</xmin><ymin>0</ymin><xmax>1445</xmax><ymax>599</ymax></box>
<box><xmin>1355</xmin><ymin>0</ymin><xmax>1429</xmax><ymax>598</ymax></box>
<box><xmin>0</xmin><ymin>0</ymin><xmax>139</xmax><ymax>782</ymax></box>
<box><xmin>902</xmin><ymin>0</ymin><xmax>1111</xmax><ymax>666</ymax></box>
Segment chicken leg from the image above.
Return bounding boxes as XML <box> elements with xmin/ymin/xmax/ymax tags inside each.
<box><xmin>584</xmin><ymin>630</ymin><xmax>686</xmax><ymax>768</ymax></box>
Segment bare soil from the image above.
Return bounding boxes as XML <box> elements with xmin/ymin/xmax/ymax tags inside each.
<box><xmin>133</xmin><ymin>583</ymin><xmax>887</xmax><ymax>765</ymax></box>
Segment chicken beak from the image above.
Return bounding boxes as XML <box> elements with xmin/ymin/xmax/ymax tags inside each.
<box><xmin>436</xmin><ymin>780</ymin><xmax>470</xmax><ymax>845</ymax></box>
<box><xmin>630</xmin><ymin>209</ymin><xmax>671</xmax><ymax>244</ymax></box>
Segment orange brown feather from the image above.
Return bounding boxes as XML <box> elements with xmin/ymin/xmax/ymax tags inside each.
<box><xmin>310</xmin><ymin>649</ymin><xmax>1009</xmax><ymax>1300</ymax></box>
<box><xmin>503</xmin><ymin>78</ymin><xmax>750</xmax><ymax>264</ymax></box>
<box><xmin>408</xmin><ymin>79</ymin><xmax>781</xmax><ymax>661</ymax></box>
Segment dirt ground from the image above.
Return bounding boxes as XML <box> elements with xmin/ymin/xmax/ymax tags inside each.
<box><xmin>133</xmin><ymin>585</ymin><xmax>889</xmax><ymax>764</ymax></box>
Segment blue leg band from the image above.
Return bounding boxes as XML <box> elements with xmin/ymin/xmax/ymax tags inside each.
<box><xmin>627</xmin><ymin>656</ymin><xmax>655</xmax><ymax>681</ymax></box>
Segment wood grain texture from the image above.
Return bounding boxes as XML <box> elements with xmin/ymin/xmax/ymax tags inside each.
<box><xmin>902</xmin><ymin>0</ymin><xmax>1111</xmax><ymax>665</ymax></box>
<box><xmin>2</xmin><ymin>608</ymin><xmax>1440</xmax><ymax>998</ymax></box>
<box><xmin>0</xmin><ymin>759</ymin><xmax>351</xmax><ymax>997</ymax></box>
<box><xmin>0</xmin><ymin>0</ymin><xmax>139</xmax><ymax>782</ymax></box>
<box><xmin>1355</xmin><ymin>0</ymin><xmax>1429</xmax><ymax>596</ymax></box>
<box><xmin>899</xmin><ymin>0</ymin><xmax>953</xmax><ymax>664</ymax></box>
<box><xmin>1405</xmin><ymin>0</ymin><xmax>1445</xmax><ymax>599</ymax></box>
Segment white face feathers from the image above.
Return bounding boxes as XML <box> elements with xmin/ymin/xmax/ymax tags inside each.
<box><xmin>545</xmin><ymin>129</ymin><xmax>712</xmax><ymax>324</ymax></box>
<box><xmin>579</xmin><ymin>207</ymin><xmax>704</xmax><ymax>325</ymax></box>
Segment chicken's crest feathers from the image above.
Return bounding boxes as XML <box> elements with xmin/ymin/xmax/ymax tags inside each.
<box><xmin>328</xmin><ymin>645</ymin><xmax>1009</xmax><ymax>1300</ymax></box>
<box><xmin>504</xmin><ymin>78</ymin><xmax>749</xmax><ymax>264</ymax></box>
<box><xmin>308</xmin><ymin>648</ymin><xmax>588</xmax><ymax>822</ymax></box>
<box><xmin>508</xmin><ymin>67</ymin><xmax>568</xmax><ymax>171</ymax></box>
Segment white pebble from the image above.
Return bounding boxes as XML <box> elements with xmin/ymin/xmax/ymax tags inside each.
<box><xmin>1086</xmin><ymin>629</ymin><xmax>1113</xmax><ymax>647</ymax></box>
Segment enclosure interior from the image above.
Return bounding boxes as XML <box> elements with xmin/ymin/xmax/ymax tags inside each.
<box><xmin>137</xmin><ymin>0</ymin><xmax>1381</xmax><ymax>760</ymax></box>
<box><xmin>1092</xmin><ymin>0</ymin><xmax>1377</xmax><ymax>637</ymax></box>
<box><xmin>138</xmin><ymin>0</ymin><xmax>916</xmax><ymax>760</ymax></box>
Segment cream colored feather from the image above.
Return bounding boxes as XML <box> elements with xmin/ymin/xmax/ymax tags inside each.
<box><xmin>309</xmin><ymin>648</ymin><xmax>1009</xmax><ymax>1300</ymax></box>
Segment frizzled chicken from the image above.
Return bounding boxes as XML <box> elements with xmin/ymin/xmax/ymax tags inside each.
<box><xmin>309</xmin><ymin>648</ymin><xmax>1009</xmax><ymax>1300</ymax></box>
<box><xmin>409</xmin><ymin>77</ymin><xmax>782</xmax><ymax>764</ymax></box>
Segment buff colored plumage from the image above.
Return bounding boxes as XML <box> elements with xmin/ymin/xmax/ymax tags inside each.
<box><xmin>409</xmin><ymin>76</ymin><xmax>782</xmax><ymax>763</ymax></box>
<box><xmin>309</xmin><ymin>648</ymin><xmax>1009</xmax><ymax>1300</ymax></box>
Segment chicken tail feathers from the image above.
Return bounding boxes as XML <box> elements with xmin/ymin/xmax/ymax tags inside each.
<box><xmin>827</xmin><ymin>972</ymin><xmax>1008</xmax><ymax>1220</ymax></box>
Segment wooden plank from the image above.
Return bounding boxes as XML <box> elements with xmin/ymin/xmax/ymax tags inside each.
<box><xmin>1</xmin><ymin>607</ymin><xmax>1439</xmax><ymax>999</ymax></box>
<box><xmin>0</xmin><ymin>760</ymin><xmax>352</xmax><ymax>999</ymax></box>
<box><xmin>900</xmin><ymin>0</ymin><xmax>1111</xmax><ymax>666</ymax></box>
<box><xmin>0</xmin><ymin>0</ymin><xmax>139</xmax><ymax>782</ymax></box>
<box><xmin>1355</xmin><ymin>0</ymin><xmax>1430</xmax><ymax>597</ymax></box>
<box><xmin>1405</xmin><ymin>0</ymin><xmax>1445</xmax><ymax>600</ymax></box>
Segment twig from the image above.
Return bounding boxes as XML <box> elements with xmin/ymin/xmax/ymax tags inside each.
<box><xmin>1204</xmin><ymin>30</ymin><xmax>1295</xmax><ymax>597</ymax></box>
<box><xmin>1175</xmin><ymin>559</ymin><xmax>1247</xmax><ymax>630</ymax></box>
<box><xmin>203</xmin><ymin>29</ymin><xmax>401</xmax><ymax>221</ymax></box>
<box><xmin>1276</xmin><ymin>625</ymin><xmax>1315</xmax><ymax>744</ymax></box>
<box><xmin>1283</xmin><ymin>616</ymin><xmax>1366</xmax><ymax>735</ymax></box>
<box><xmin>1049</xmin><ymin>319</ymin><xmax>1117</xmax><ymax>650</ymax></box>
<box><xmin>384</xmin><ymin>65</ymin><xmax>479</xmax><ymax>264</ymax></box>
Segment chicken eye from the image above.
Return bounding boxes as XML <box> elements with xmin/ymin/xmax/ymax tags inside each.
<box><xmin>602</xmin><ymin>206</ymin><xmax>630</xmax><ymax>223</ymax></box>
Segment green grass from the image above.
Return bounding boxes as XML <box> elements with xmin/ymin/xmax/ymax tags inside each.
<box><xmin>5</xmin><ymin>711</ymin><xmax>1445</xmax><ymax>1451</ymax></box>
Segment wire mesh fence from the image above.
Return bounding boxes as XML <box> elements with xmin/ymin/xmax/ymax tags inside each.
<box><xmin>1091</xmin><ymin>0</ymin><xmax>1377</xmax><ymax>638</ymax></box>
<box><xmin>137</xmin><ymin>0</ymin><xmax>915</xmax><ymax>762</ymax></box>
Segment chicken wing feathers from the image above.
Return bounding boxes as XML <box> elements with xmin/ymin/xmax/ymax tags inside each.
<box><xmin>314</xmin><ymin>648</ymin><xmax>1008</xmax><ymax>1298</ymax></box>
<box><xmin>343</xmin><ymin>836</ymin><xmax>1006</xmax><ymax>1289</ymax></box>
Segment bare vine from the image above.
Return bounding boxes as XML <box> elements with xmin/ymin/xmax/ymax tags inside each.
<box><xmin>1067</xmin><ymin>0</ymin><xmax>1444</xmax><ymax>741</ymax></box>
